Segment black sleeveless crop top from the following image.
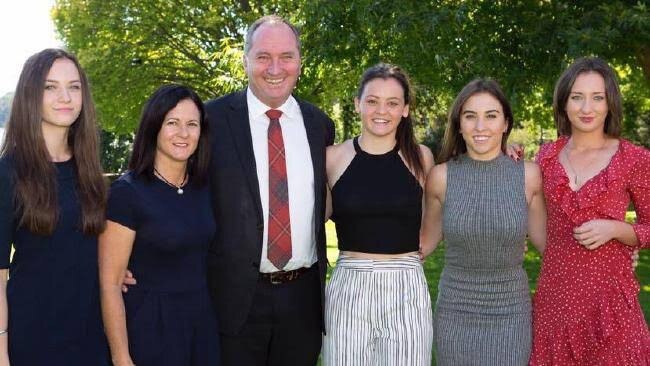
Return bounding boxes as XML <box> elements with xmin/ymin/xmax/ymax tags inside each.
<box><xmin>330</xmin><ymin>137</ymin><xmax>422</xmax><ymax>254</ymax></box>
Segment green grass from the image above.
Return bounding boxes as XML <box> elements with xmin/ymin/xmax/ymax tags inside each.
<box><xmin>322</xmin><ymin>219</ymin><xmax>650</xmax><ymax>364</ymax></box>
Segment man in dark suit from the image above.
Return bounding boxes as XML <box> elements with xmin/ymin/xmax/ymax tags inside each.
<box><xmin>205</xmin><ymin>15</ymin><xmax>335</xmax><ymax>365</ymax></box>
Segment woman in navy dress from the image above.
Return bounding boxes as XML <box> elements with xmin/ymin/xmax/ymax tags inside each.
<box><xmin>99</xmin><ymin>85</ymin><xmax>219</xmax><ymax>366</ymax></box>
<box><xmin>0</xmin><ymin>49</ymin><xmax>110</xmax><ymax>365</ymax></box>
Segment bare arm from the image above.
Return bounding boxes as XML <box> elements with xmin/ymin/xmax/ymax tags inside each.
<box><xmin>420</xmin><ymin>163</ymin><xmax>446</xmax><ymax>258</ymax></box>
<box><xmin>0</xmin><ymin>269</ymin><xmax>8</xmax><ymax>365</ymax></box>
<box><xmin>324</xmin><ymin>141</ymin><xmax>355</xmax><ymax>223</ymax></box>
<box><xmin>324</xmin><ymin>145</ymin><xmax>336</xmax><ymax>223</ymax></box>
<box><xmin>418</xmin><ymin>144</ymin><xmax>435</xmax><ymax>185</ymax></box>
<box><xmin>525</xmin><ymin>162</ymin><xmax>547</xmax><ymax>253</ymax></box>
<box><xmin>325</xmin><ymin>186</ymin><xmax>332</xmax><ymax>222</ymax></box>
<box><xmin>99</xmin><ymin>220</ymin><xmax>136</xmax><ymax>366</ymax></box>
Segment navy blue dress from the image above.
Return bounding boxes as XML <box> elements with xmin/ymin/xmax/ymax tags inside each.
<box><xmin>0</xmin><ymin>158</ymin><xmax>110</xmax><ymax>365</ymax></box>
<box><xmin>106</xmin><ymin>171</ymin><xmax>219</xmax><ymax>365</ymax></box>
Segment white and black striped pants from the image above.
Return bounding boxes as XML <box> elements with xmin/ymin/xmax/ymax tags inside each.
<box><xmin>323</xmin><ymin>255</ymin><xmax>433</xmax><ymax>365</ymax></box>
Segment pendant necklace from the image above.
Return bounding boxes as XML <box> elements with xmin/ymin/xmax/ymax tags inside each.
<box><xmin>154</xmin><ymin>168</ymin><xmax>187</xmax><ymax>195</ymax></box>
<box><xmin>562</xmin><ymin>139</ymin><xmax>607</xmax><ymax>187</ymax></box>
<box><xmin>562</xmin><ymin>148</ymin><xmax>580</xmax><ymax>186</ymax></box>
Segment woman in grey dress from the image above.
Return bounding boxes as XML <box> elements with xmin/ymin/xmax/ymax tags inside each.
<box><xmin>420</xmin><ymin>78</ymin><xmax>547</xmax><ymax>365</ymax></box>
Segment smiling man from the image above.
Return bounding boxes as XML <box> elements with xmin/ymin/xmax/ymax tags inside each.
<box><xmin>204</xmin><ymin>15</ymin><xmax>335</xmax><ymax>365</ymax></box>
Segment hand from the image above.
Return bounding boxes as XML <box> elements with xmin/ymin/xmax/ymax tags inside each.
<box><xmin>506</xmin><ymin>143</ymin><xmax>524</xmax><ymax>161</ymax></box>
<box><xmin>573</xmin><ymin>219</ymin><xmax>617</xmax><ymax>250</ymax></box>
<box><xmin>522</xmin><ymin>241</ymin><xmax>528</xmax><ymax>260</ymax></box>
<box><xmin>121</xmin><ymin>269</ymin><xmax>137</xmax><ymax>293</ymax></box>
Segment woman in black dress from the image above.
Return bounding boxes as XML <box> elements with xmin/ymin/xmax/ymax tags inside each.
<box><xmin>99</xmin><ymin>85</ymin><xmax>219</xmax><ymax>366</ymax></box>
<box><xmin>0</xmin><ymin>49</ymin><xmax>109</xmax><ymax>365</ymax></box>
<box><xmin>323</xmin><ymin>63</ymin><xmax>435</xmax><ymax>365</ymax></box>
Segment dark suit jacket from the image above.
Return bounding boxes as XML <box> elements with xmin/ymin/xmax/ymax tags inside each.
<box><xmin>205</xmin><ymin>90</ymin><xmax>335</xmax><ymax>335</ymax></box>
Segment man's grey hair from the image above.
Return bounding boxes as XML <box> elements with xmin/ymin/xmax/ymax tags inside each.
<box><xmin>244</xmin><ymin>15</ymin><xmax>301</xmax><ymax>55</ymax></box>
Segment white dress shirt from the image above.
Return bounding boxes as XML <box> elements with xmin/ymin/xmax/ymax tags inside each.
<box><xmin>247</xmin><ymin>88</ymin><xmax>317</xmax><ymax>272</ymax></box>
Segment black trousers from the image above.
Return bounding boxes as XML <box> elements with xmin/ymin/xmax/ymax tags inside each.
<box><xmin>220</xmin><ymin>266</ymin><xmax>322</xmax><ymax>366</ymax></box>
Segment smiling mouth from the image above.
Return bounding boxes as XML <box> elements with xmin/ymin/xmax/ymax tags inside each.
<box><xmin>372</xmin><ymin>118</ymin><xmax>389</xmax><ymax>124</ymax></box>
<box><xmin>172</xmin><ymin>143</ymin><xmax>189</xmax><ymax>148</ymax></box>
<box><xmin>265</xmin><ymin>77</ymin><xmax>284</xmax><ymax>85</ymax></box>
<box><xmin>472</xmin><ymin>135</ymin><xmax>489</xmax><ymax>142</ymax></box>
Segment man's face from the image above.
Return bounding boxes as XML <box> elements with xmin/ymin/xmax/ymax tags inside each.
<box><xmin>244</xmin><ymin>23</ymin><xmax>301</xmax><ymax>108</ymax></box>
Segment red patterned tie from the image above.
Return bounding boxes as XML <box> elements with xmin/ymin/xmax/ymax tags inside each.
<box><xmin>266</xmin><ymin>109</ymin><xmax>292</xmax><ymax>269</ymax></box>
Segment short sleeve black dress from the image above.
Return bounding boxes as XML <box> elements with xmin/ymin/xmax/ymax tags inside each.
<box><xmin>106</xmin><ymin>171</ymin><xmax>219</xmax><ymax>365</ymax></box>
<box><xmin>0</xmin><ymin>157</ymin><xmax>110</xmax><ymax>365</ymax></box>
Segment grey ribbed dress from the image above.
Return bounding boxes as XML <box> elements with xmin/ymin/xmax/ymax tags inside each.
<box><xmin>433</xmin><ymin>154</ymin><xmax>531</xmax><ymax>366</ymax></box>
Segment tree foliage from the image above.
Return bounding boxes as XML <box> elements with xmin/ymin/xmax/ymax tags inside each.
<box><xmin>301</xmin><ymin>0</ymin><xmax>650</xmax><ymax>146</ymax></box>
<box><xmin>53</xmin><ymin>0</ymin><xmax>305</xmax><ymax>133</ymax></box>
<box><xmin>53</xmin><ymin>0</ymin><xmax>650</xmax><ymax>165</ymax></box>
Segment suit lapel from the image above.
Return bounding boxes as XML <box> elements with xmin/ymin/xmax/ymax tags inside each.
<box><xmin>226</xmin><ymin>91</ymin><xmax>263</xmax><ymax>223</ymax></box>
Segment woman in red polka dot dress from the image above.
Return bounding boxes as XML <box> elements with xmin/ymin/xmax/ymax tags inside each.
<box><xmin>530</xmin><ymin>57</ymin><xmax>650</xmax><ymax>365</ymax></box>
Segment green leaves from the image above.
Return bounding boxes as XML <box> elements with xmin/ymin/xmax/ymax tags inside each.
<box><xmin>53</xmin><ymin>0</ymin><xmax>650</xmax><ymax>153</ymax></box>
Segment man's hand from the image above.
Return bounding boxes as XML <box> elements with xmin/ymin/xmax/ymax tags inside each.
<box><xmin>121</xmin><ymin>269</ymin><xmax>136</xmax><ymax>293</ymax></box>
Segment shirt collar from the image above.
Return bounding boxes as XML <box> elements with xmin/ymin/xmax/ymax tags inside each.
<box><xmin>246</xmin><ymin>87</ymin><xmax>300</xmax><ymax>121</ymax></box>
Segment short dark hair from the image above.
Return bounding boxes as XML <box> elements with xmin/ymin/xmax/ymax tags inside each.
<box><xmin>553</xmin><ymin>57</ymin><xmax>622</xmax><ymax>137</ymax></box>
<box><xmin>244</xmin><ymin>15</ymin><xmax>301</xmax><ymax>55</ymax></box>
<box><xmin>439</xmin><ymin>78</ymin><xmax>514</xmax><ymax>163</ymax></box>
<box><xmin>129</xmin><ymin>85</ymin><xmax>210</xmax><ymax>185</ymax></box>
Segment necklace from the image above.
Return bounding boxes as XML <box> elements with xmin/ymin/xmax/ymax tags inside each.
<box><xmin>562</xmin><ymin>139</ymin><xmax>607</xmax><ymax>187</ymax></box>
<box><xmin>154</xmin><ymin>168</ymin><xmax>187</xmax><ymax>195</ymax></box>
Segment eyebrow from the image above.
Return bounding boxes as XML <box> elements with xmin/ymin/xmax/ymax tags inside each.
<box><xmin>462</xmin><ymin>109</ymin><xmax>500</xmax><ymax>114</ymax></box>
<box><xmin>569</xmin><ymin>91</ymin><xmax>605</xmax><ymax>94</ymax></box>
<box><xmin>365</xmin><ymin>95</ymin><xmax>402</xmax><ymax>100</ymax></box>
<box><xmin>45</xmin><ymin>79</ymin><xmax>81</xmax><ymax>83</ymax></box>
<box><xmin>255</xmin><ymin>50</ymin><xmax>297</xmax><ymax>56</ymax></box>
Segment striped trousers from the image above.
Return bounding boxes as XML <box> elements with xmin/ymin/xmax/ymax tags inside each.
<box><xmin>322</xmin><ymin>255</ymin><xmax>433</xmax><ymax>366</ymax></box>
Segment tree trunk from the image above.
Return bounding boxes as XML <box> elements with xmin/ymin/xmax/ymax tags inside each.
<box><xmin>638</xmin><ymin>46</ymin><xmax>650</xmax><ymax>85</ymax></box>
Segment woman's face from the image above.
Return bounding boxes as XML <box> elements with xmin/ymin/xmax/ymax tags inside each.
<box><xmin>459</xmin><ymin>92</ymin><xmax>508</xmax><ymax>160</ymax></box>
<box><xmin>565</xmin><ymin>72</ymin><xmax>608</xmax><ymax>135</ymax></box>
<box><xmin>156</xmin><ymin>98</ymin><xmax>201</xmax><ymax>166</ymax></box>
<box><xmin>41</xmin><ymin>58</ymin><xmax>83</xmax><ymax>130</ymax></box>
<box><xmin>355</xmin><ymin>77</ymin><xmax>409</xmax><ymax>139</ymax></box>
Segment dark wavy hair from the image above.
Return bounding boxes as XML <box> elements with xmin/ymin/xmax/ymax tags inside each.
<box><xmin>1</xmin><ymin>48</ymin><xmax>106</xmax><ymax>235</ymax></box>
<box><xmin>553</xmin><ymin>57</ymin><xmax>622</xmax><ymax>137</ymax></box>
<box><xmin>439</xmin><ymin>78</ymin><xmax>514</xmax><ymax>163</ymax></box>
<box><xmin>128</xmin><ymin>84</ymin><xmax>210</xmax><ymax>185</ymax></box>
<box><xmin>357</xmin><ymin>63</ymin><xmax>424</xmax><ymax>180</ymax></box>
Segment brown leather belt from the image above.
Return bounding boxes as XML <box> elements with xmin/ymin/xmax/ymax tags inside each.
<box><xmin>259</xmin><ymin>266</ymin><xmax>314</xmax><ymax>285</ymax></box>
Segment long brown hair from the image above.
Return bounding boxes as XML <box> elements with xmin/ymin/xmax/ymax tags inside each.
<box><xmin>439</xmin><ymin>78</ymin><xmax>514</xmax><ymax>163</ymax></box>
<box><xmin>553</xmin><ymin>57</ymin><xmax>622</xmax><ymax>137</ymax></box>
<box><xmin>357</xmin><ymin>63</ymin><xmax>424</xmax><ymax>180</ymax></box>
<box><xmin>0</xmin><ymin>48</ymin><xmax>106</xmax><ymax>235</ymax></box>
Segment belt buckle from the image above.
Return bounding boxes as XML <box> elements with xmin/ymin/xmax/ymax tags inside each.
<box><xmin>269</xmin><ymin>272</ymin><xmax>283</xmax><ymax>285</ymax></box>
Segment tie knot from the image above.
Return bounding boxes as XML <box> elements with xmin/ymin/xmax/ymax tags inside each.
<box><xmin>265</xmin><ymin>109</ymin><xmax>283</xmax><ymax>121</ymax></box>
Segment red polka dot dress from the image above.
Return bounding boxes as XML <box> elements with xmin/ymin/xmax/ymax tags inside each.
<box><xmin>530</xmin><ymin>136</ymin><xmax>650</xmax><ymax>365</ymax></box>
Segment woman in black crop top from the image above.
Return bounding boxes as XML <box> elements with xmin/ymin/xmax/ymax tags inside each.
<box><xmin>322</xmin><ymin>64</ymin><xmax>435</xmax><ymax>365</ymax></box>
